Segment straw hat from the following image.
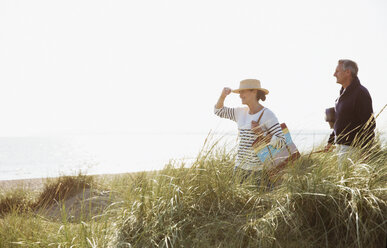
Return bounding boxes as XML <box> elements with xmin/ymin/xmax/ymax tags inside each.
<box><xmin>232</xmin><ymin>79</ymin><xmax>269</xmax><ymax>95</ymax></box>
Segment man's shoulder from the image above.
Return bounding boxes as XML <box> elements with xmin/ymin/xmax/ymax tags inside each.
<box><xmin>356</xmin><ymin>83</ymin><xmax>372</xmax><ymax>99</ymax></box>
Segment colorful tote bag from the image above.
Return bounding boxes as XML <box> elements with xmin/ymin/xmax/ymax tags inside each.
<box><xmin>252</xmin><ymin>111</ymin><xmax>300</xmax><ymax>173</ymax></box>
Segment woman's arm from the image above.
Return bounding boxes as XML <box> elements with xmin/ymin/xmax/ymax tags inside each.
<box><xmin>267</xmin><ymin>123</ymin><xmax>286</xmax><ymax>148</ymax></box>
<box><xmin>214</xmin><ymin>87</ymin><xmax>237</xmax><ymax>122</ymax></box>
<box><xmin>215</xmin><ymin>87</ymin><xmax>231</xmax><ymax>109</ymax></box>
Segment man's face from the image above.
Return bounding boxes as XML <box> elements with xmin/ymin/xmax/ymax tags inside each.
<box><xmin>333</xmin><ymin>64</ymin><xmax>350</xmax><ymax>85</ymax></box>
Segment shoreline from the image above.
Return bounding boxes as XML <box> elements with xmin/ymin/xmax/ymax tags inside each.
<box><xmin>0</xmin><ymin>172</ymin><xmax>139</xmax><ymax>191</ymax></box>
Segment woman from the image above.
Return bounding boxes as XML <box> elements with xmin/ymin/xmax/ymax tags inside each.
<box><xmin>214</xmin><ymin>79</ymin><xmax>285</xmax><ymax>181</ymax></box>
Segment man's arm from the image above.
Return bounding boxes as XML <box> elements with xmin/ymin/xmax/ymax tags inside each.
<box><xmin>325</xmin><ymin>131</ymin><xmax>335</xmax><ymax>151</ymax></box>
<box><xmin>355</xmin><ymin>89</ymin><xmax>373</xmax><ymax>125</ymax></box>
<box><xmin>354</xmin><ymin>88</ymin><xmax>375</xmax><ymax>146</ymax></box>
<box><xmin>328</xmin><ymin>131</ymin><xmax>335</xmax><ymax>144</ymax></box>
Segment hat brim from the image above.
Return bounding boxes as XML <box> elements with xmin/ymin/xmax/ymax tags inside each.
<box><xmin>232</xmin><ymin>88</ymin><xmax>269</xmax><ymax>95</ymax></box>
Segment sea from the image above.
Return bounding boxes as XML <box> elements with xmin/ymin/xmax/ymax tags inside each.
<box><xmin>0</xmin><ymin>131</ymin><xmax>384</xmax><ymax>181</ymax></box>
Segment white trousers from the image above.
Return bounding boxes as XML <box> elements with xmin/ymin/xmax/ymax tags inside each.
<box><xmin>336</xmin><ymin>144</ymin><xmax>357</xmax><ymax>169</ymax></box>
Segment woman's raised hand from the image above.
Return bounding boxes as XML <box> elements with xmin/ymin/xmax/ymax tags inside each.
<box><xmin>216</xmin><ymin>87</ymin><xmax>232</xmax><ymax>109</ymax></box>
<box><xmin>221</xmin><ymin>87</ymin><xmax>232</xmax><ymax>98</ymax></box>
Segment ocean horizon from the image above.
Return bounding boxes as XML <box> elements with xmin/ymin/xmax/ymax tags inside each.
<box><xmin>0</xmin><ymin>130</ymin><xmax>384</xmax><ymax>181</ymax></box>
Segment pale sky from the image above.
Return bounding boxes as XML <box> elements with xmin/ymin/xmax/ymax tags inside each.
<box><xmin>1</xmin><ymin>0</ymin><xmax>386</xmax><ymax>136</ymax></box>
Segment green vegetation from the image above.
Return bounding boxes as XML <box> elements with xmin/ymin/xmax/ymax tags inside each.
<box><xmin>0</xmin><ymin>138</ymin><xmax>386</xmax><ymax>247</ymax></box>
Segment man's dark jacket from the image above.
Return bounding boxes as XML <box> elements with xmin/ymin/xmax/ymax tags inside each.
<box><xmin>328</xmin><ymin>76</ymin><xmax>375</xmax><ymax>147</ymax></box>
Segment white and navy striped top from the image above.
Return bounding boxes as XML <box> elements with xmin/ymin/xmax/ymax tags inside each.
<box><xmin>214</xmin><ymin>106</ymin><xmax>285</xmax><ymax>171</ymax></box>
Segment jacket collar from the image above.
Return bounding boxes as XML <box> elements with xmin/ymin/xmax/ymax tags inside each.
<box><xmin>340</xmin><ymin>76</ymin><xmax>360</xmax><ymax>95</ymax></box>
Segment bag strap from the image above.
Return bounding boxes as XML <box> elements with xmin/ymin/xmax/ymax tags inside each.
<box><xmin>257</xmin><ymin>108</ymin><xmax>266</xmax><ymax>124</ymax></box>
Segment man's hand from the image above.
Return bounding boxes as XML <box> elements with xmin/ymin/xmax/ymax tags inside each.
<box><xmin>324</xmin><ymin>143</ymin><xmax>335</xmax><ymax>152</ymax></box>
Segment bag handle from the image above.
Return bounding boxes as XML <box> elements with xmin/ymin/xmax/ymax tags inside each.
<box><xmin>257</xmin><ymin>108</ymin><xmax>266</xmax><ymax>125</ymax></box>
<box><xmin>251</xmin><ymin>108</ymin><xmax>267</xmax><ymax>148</ymax></box>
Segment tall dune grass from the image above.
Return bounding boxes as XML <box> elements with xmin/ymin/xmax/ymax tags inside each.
<box><xmin>0</xmin><ymin>135</ymin><xmax>386</xmax><ymax>247</ymax></box>
<box><xmin>113</xmin><ymin>137</ymin><xmax>386</xmax><ymax>247</ymax></box>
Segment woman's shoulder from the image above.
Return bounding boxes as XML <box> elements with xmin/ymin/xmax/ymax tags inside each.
<box><xmin>262</xmin><ymin>107</ymin><xmax>275</xmax><ymax>115</ymax></box>
<box><xmin>262</xmin><ymin>107</ymin><xmax>279</xmax><ymax>119</ymax></box>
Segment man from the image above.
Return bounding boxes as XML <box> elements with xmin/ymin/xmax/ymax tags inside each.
<box><xmin>325</xmin><ymin>59</ymin><xmax>375</xmax><ymax>160</ymax></box>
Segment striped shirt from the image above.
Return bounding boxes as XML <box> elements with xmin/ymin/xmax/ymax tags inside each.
<box><xmin>214</xmin><ymin>106</ymin><xmax>285</xmax><ymax>171</ymax></box>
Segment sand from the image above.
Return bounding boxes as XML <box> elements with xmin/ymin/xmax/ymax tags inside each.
<box><xmin>0</xmin><ymin>177</ymin><xmax>47</xmax><ymax>191</ymax></box>
<box><xmin>0</xmin><ymin>174</ymin><xmax>126</xmax><ymax>221</ymax></box>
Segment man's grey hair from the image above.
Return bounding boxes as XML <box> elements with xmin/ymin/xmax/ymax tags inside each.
<box><xmin>338</xmin><ymin>59</ymin><xmax>358</xmax><ymax>77</ymax></box>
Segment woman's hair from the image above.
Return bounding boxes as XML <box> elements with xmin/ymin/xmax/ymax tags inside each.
<box><xmin>256</xmin><ymin>90</ymin><xmax>266</xmax><ymax>101</ymax></box>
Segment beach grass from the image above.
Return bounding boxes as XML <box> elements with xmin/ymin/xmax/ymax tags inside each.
<box><xmin>0</xmin><ymin>136</ymin><xmax>386</xmax><ymax>247</ymax></box>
